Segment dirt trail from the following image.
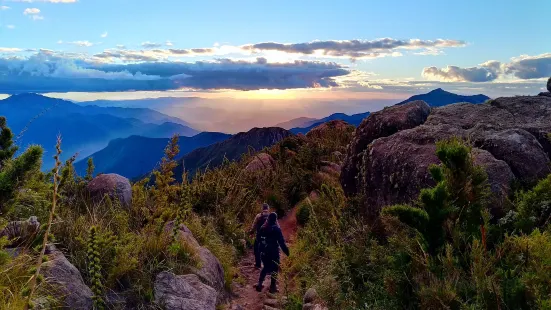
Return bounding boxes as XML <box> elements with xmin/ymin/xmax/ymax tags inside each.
<box><xmin>226</xmin><ymin>208</ymin><xmax>298</xmax><ymax>310</ymax></box>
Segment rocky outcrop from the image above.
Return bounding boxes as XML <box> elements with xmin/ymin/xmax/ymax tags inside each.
<box><xmin>86</xmin><ymin>173</ymin><xmax>132</xmax><ymax>207</ymax></box>
<box><xmin>548</xmin><ymin>77</ymin><xmax>551</xmax><ymax>92</ymax></box>
<box><xmin>0</xmin><ymin>216</ymin><xmax>40</xmax><ymax>247</ymax></box>
<box><xmin>164</xmin><ymin>221</ymin><xmax>226</xmax><ymax>303</ymax></box>
<box><xmin>154</xmin><ymin>271</ymin><xmax>216</xmax><ymax>310</ymax></box>
<box><xmin>41</xmin><ymin>245</ymin><xmax>93</xmax><ymax>310</ymax></box>
<box><xmin>341</xmin><ymin>101</ymin><xmax>431</xmax><ymax>195</ymax></box>
<box><xmin>306</xmin><ymin>120</ymin><xmax>354</xmax><ymax>139</ymax></box>
<box><xmin>245</xmin><ymin>153</ymin><xmax>275</xmax><ymax>172</ymax></box>
<box><xmin>341</xmin><ymin>92</ymin><xmax>551</xmax><ymax>217</ymax></box>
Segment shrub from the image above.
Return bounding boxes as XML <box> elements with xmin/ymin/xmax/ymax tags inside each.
<box><xmin>296</xmin><ymin>200</ymin><xmax>311</xmax><ymax>226</ymax></box>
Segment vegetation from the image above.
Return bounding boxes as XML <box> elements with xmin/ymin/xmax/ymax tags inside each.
<box><xmin>2</xmin><ymin>112</ymin><xmax>551</xmax><ymax>310</ymax></box>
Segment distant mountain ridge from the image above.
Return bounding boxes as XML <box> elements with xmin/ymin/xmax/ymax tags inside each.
<box><xmin>75</xmin><ymin>132</ymin><xmax>231</xmax><ymax>179</ymax></box>
<box><xmin>0</xmin><ymin>93</ymin><xmax>199</xmax><ymax>167</ymax></box>
<box><xmin>290</xmin><ymin>112</ymin><xmax>371</xmax><ymax>134</ymax></box>
<box><xmin>173</xmin><ymin>127</ymin><xmax>293</xmax><ymax>181</ymax></box>
<box><xmin>396</xmin><ymin>88</ymin><xmax>490</xmax><ymax>107</ymax></box>
<box><xmin>275</xmin><ymin>117</ymin><xmax>318</xmax><ymax>130</ymax></box>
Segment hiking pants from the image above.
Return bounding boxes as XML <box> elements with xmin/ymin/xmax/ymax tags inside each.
<box><xmin>253</xmin><ymin>238</ymin><xmax>262</xmax><ymax>267</ymax></box>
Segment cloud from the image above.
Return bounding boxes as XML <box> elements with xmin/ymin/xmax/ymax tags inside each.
<box><xmin>423</xmin><ymin>53</ymin><xmax>551</xmax><ymax>82</ymax></box>
<box><xmin>70</xmin><ymin>41</ymin><xmax>94</xmax><ymax>47</ymax></box>
<box><xmin>7</xmin><ymin>25</ymin><xmax>15</xmax><ymax>29</ymax></box>
<box><xmin>0</xmin><ymin>47</ymin><xmax>22</xmax><ymax>53</ymax></box>
<box><xmin>116</xmin><ymin>45</ymin><xmax>126</xmax><ymax>49</ymax></box>
<box><xmin>422</xmin><ymin>61</ymin><xmax>501</xmax><ymax>82</ymax></box>
<box><xmin>23</xmin><ymin>8</ymin><xmax>40</xmax><ymax>14</ymax></box>
<box><xmin>7</xmin><ymin>0</ymin><xmax>76</xmax><ymax>3</ymax></box>
<box><xmin>0</xmin><ymin>5</ymin><xmax>10</xmax><ymax>9</ymax></box>
<box><xmin>0</xmin><ymin>51</ymin><xmax>350</xmax><ymax>93</ymax></box>
<box><xmin>92</xmin><ymin>48</ymin><xmax>216</xmax><ymax>62</ymax></box>
<box><xmin>30</xmin><ymin>15</ymin><xmax>44</xmax><ymax>20</ymax></box>
<box><xmin>504</xmin><ymin>53</ymin><xmax>551</xmax><ymax>79</ymax></box>
<box><xmin>101</xmin><ymin>32</ymin><xmax>108</xmax><ymax>38</ymax></box>
<box><xmin>141</xmin><ymin>42</ymin><xmax>163</xmax><ymax>49</ymax></box>
<box><xmin>165</xmin><ymin>41</ymin><xmax>173</xmax><ymax>46</ymax></box>
<box><xmin>242</xmin><ymin>38</ymin><xmax>466</xmax><ymax>60</ymax></box>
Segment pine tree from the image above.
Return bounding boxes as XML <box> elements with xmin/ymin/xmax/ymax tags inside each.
<box><xmin>152</xmin><ymin>134</ymin><xmax>180</xmax><ymax>215</ymax></box>
<box><xmin>0</xmin><ymin>117</ymin><xmax>43</xmax><ymax>212</ymax></box>
<box><xmin>86</xmin><ymin>157</ymin><xmax>95</xmax><ymax>181</ymax></box>
<box><xmin>383</xmin><ymin>138</ymin><xmax>489</xmax><ymax>254</ymax></box>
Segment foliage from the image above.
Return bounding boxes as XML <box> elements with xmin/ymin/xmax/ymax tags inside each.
<box><xmin>87</xmin><ymin>226</ymin><xmax>105</xmax><ymax>309</ymax></box>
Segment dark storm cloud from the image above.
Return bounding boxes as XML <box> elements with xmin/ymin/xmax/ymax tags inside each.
<box><xmin>242</xmin><ymin>38</ymin><xmax>466</xmax><ymax>59</ymax></box>
<box><xmin>0</xmin><ymin>51</ymin><xmax>350</xmax><ymax>93</ymax></box>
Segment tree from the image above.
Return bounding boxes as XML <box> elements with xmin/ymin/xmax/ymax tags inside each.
<box><xmin>0</xmin><ymin>117</ymin><xmax>43</xmax><ymax>212</ymax></box>
<box><xmin>383</xmin><ymin>138</ymin><xmax>489</xmax><ymax>254</ymax></box>
<box><xmin>151</xmin><ymin>134</ymin><xmax>180</xmax><ymax>215</ymax></box>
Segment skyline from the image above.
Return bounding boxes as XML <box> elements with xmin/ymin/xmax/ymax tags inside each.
<box><xmin>0</xmin><ymin>0</ymin><xmax>550</xmax><ymax>103</ymax></box>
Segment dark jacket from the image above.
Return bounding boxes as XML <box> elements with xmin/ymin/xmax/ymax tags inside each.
<box><xmin>259</xmin><ymin>224</ymin><xmax>290</xmax><ymax>259</ymax></box>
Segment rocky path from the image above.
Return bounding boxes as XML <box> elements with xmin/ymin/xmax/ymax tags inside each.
<box><xmin>226</xmin><ymin>208</ymin><xmax>298</xmax><ymax>310</ymax></box>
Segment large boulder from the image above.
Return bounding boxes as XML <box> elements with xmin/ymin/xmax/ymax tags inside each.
<box><xmin>41</xmin><ymin>245</ymin><xmax>93</xmax><ymax>310</ymax></box>
<box><xmin>341</xmin><ymin>101</ymin><xmax>431</xmax><ymax>195</ymax></box>
<box><xmin>245</xmin><ymin>153</ymin><xmax>275</xmax><ymax>172</ymax></box>
<box><xmin>548</xmin><ymin>77</ymin><xmax>551</xmax><ymax>92</ymax></box>
<box><xmin>0</xmin><ymin>216</ymin><xmax>40</xmax><ymax>247</ymax></box>
<box><xmin>164</xmin><ymin>221</ymin><xmax>226</xmax><ymax>302</ymax></box>
<box><xmin>342</xmin><ymin>92</ymin><xmax>551</xmax><ymax>217</ymax></box>
<box><xmin>86</xmin><ymin>173</ymin><xmax>132</xmax><ymax>207</ymax></box>
<box><xmin>155</xmin><ymin>271</ymin><xmax>216</xmax><ymax>310</ymax></box>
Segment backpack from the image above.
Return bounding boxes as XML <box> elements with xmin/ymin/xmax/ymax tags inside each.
<box><xmin>255</xmin><ymin>213</ymin><xmax>269</xmax><ymax>235</ymax></box>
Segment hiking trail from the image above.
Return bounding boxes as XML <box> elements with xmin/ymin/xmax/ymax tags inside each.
<box><xmin>226</xmin><ymin>207</ymin><xmax>298</xmax><ymax>310</ymax></box>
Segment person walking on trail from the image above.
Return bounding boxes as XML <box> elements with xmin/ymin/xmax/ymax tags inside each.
<box><xmin>249</xmin><ymin>203</ymin><xmax>271</xmax><ymax>269</ymax></box>
<box><xmin>254</xmin><ymin>212</ymin><xmax>290</xmax><ymax>293</ymax></box>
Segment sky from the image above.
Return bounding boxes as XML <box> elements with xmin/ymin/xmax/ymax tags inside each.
<box><xmin>0</xmin><ymin>0</ymin><xmax>550</xmax><ymax>130</ymax></box>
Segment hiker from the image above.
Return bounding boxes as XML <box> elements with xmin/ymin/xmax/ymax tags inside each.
<box><xmin>255</xmin><ymin>212</ymin><xmax>290</xmax><ymax>293</ymax></box>
<box><xmin>249</xmin><ymin>203</ymin><xmax>271</xmax><ymax>269</ymax></box>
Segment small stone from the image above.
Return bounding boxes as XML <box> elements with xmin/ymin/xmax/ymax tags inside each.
<box><xmin>303</xmin><ymin>288</ymin><xmax>318</xmax><ymax>304</ymax></box>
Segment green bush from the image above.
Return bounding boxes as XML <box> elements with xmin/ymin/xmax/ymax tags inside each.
<box><xmin>296</xmin><ymin>200</ymin><xmax>311</xmax><ymax>226</ymax></box>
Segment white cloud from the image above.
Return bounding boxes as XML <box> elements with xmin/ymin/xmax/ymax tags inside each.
<box><xmin>7</xmin><ymin>0</ymin><xmax>77</xmax><ymax>3</ymax></box>
<box><xmin>165</xmin><ymin>41</ymin><xmax>173</xmax><ymax>46</ymax></box>
<box><xmin>0</xmin><ymin>5</ymin><xmax>10</xmax><ymax>10</ymax></box>
<box><xmin>31</xmin><ymin>15</ymin><xmax>44</xmax><ymax>20</ymax></box>
<box><xmin>7</xmin><ymin>25</ymin><xmax>16</xmax><ymax>29</ymax></box>
<box><xmin>0</xmin><ymin>47</ymin><xmax>22</xmax><ymax>52</ymax></box>
<box><xmin>101</xmin><ymin>32</ymin><xmax>108</xmax><ymax>38</ymax></box>
<box><xmin>23</xmin><ymin>7</ymin><xmax>40</xmax><ymax>14</ymax></box>
<box><xmin>70</xmin><ymin>41</ymin><xmax>94</xmax><ymax>47</ymax></box>
<box><xmin>116</xmin><ymin>45</ymin><xmax>126</xmax><ymax>49</ymax></box>
<box><xmin>141</xmin><ymin>41</ymin><xmax>163</xmax><ymax>49</ymax></box>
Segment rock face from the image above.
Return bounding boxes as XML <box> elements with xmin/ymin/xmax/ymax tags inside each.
<box><xmin>86</xmin><ymin>173</ymin><xmax>132</xmax><ymax>207</ymax></box>
<box><xmin>341</xmin><ymin>101</ymin><xmax>431</xmax><ymax>195</ymax></box>
<box><xmin>164</xmin><ymin>221</ymin><xmax>226</xmax><ymax>302</ymax></box>
<box><xmin>0</xmin><ymin>216</ymin><xmax>40</xmax><ymax>246</ymax></box>
<box><xmin>154</xmin><ymin>271</ymin><xmax>216</xmax><ymax>310</ymax></box>
<box><xmin>245</xmin><ymin>153</ymin><xmax>275</xmax><ymax>172</ymax></box>
<box><xmin>548</xmin><ymin>77</ymin><xmax>551</xmax><ymax>92</ymax></box>
<box><xmin>341</xmin><ymin>94</ymin><xmax>551</xmax><ymax>217</ymax></box>
<box><xmin>41</xmin><ymin>245</ymin><xmax>93</xmax><ymax>310</ymax></box>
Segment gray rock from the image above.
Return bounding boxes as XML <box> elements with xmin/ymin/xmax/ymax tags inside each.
<box><xmin>548</xmin><ymin>76</ymin><xmax>551</xmax><ymax>92</ymax></box>
<box><xmin>0</xmin><ymin>216</ymin><xmax>40</xmax><ymax>246</ymax></box>
<box><xmin>303</xmin><ymin>288</ymin><xmax>318</xmax><ymax>304</ymax></box>
<box><xmin>341</xmin><ymin>100</ymin><xmax>431</xmax><ymax>195</ymax></box>
<box><xmin>193</xmin><ymin>247</ymin><xmax>226</xmax><ymax>294</ymax></box>
<box><xmin>154</xmin><ymin>271</ymin><xmax>216</xmax><ymax>310</ymax></box>
<box><xmin>86</xmin><ymin>173</ymin><xmax>132</xmax><ymax>207</ymax></box>
<box><xmin>342</xmin><ymin>93</ymin><xmax>551</xmax><ymax>217</ymax></box>
<box><xmin>41</xmin><ymin>245</ymin><xmax>93</xmax><ymax>310</ymax></box>
<box><xmin>164</xmin><ymin>221</ymin><xmax>226</xmax><ymax>302</ymax></box>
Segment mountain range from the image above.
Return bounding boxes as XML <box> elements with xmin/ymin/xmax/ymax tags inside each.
<box><xmin>74</xmin><ymin>132</ymin><xmax>231</xmax><ymax>179</ymax></box>
<box><xmin>289</xmin><ymin>112</ymin><xmax>371</xmax><ymax>134</ymax></box>
<box><xmin>0</xmin><ymin>93</ymin><xmax>198</xmax><ymax>167</ymax></box>
<box><xmin>173</xmin><ymin>127</ymin><xmax>293</xmax><ymax>181</ymax></box>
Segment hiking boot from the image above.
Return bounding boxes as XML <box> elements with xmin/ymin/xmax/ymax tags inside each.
<box><xmin>254</xmin><ymin>284</ymin><xmax>263</xmax><ymax>292</ymax></box>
